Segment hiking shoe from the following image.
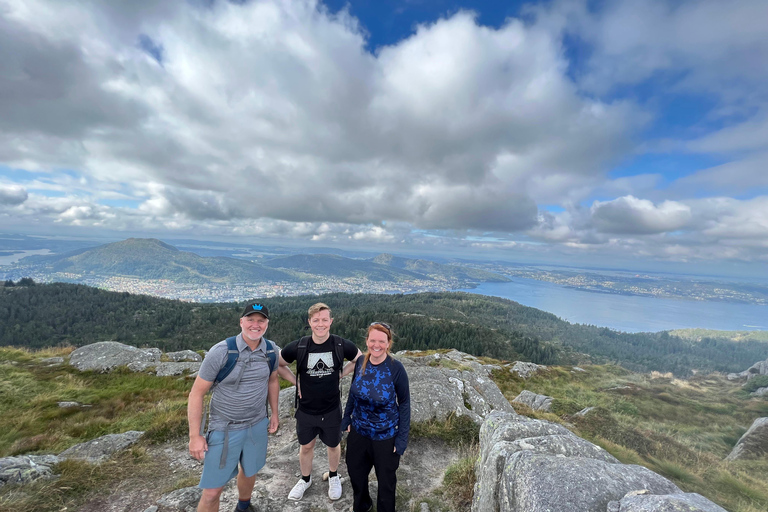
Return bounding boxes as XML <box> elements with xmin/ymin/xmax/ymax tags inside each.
<box><xmin>288</xmin><ymin>476</ymin><xmax>312</xmax><ymax>501</ymax></box>
<box><xmin>233</xmin><ymin>505</ymin><xmax>256</xmax><ymax>512</ymax></box>
<box><xmin>328</xmin><ymin>474</ymin><xmax>342</xmax><ymax>500</ymax></box>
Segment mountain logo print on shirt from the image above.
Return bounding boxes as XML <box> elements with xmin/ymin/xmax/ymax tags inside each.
<box><xmin>307</xmin><ymin>352</ymin><xmax>335</xmax><ymax>378</ymax></box>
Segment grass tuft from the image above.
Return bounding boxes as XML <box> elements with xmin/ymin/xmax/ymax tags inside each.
<box><xmin>442</xmin><ymin>451</ymin><xmax>478</xmax><ymax>510</ymax></box>
<box><xmin>411</xmin><ymin>412</ymin><xmax>479</xmax><ymax>447</ymax></box>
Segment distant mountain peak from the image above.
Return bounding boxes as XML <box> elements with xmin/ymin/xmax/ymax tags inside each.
<box><xmin>116</xmin><ymin>238</ymin><xmax>179</xmax><ymax>252</ymax></box>
<box><xmin>372</xmin><ymin>253</ymin><xmax>396</xmax><ymax>264</ymax></box>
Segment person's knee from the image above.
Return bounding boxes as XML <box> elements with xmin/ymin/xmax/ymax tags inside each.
<box><xmin>299</xmin><ymin>439</ymin><xmax>316</xmax><ymax>454</ymax></box>
<box><xmin>200</xmin><ymin>487</ymin><xmax>224</xmax><ymax>504</ymax></box>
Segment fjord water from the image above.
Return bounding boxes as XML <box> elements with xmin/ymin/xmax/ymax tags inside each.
<box><xmin>463</xmin><ymin>277</ymin><xmax>768</xmax><ymax>333</ymax></box>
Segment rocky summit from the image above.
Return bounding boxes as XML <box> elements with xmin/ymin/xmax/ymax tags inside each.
<box><xmin>0</xmin><ymin>341</ymin><xmax>761</xmax><ymax>511</ymax></box>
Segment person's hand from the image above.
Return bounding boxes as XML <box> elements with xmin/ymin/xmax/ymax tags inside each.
<box><xmin>345</xmin><ymin>426</ymin><xmax>350</xmax><ymax>433</ymax></box>
<box><xmin>189</xmin><ymin>434</ymin><xmax>207</xmax><ymax>461</ymax></box>
<box><xmin>268</xmin><ymin>415</ymin><xmax>279</xmax><ymax>434</ymax></box>
<box><xmin>393</xmin><ymin>447</ymin><xmax>397</xmax><ymax>453</ymax></box>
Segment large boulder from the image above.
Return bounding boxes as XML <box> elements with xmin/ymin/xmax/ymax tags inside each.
<box><xmin>69</xmin><ymin>342</ymin><xmax>160</xmax><ymax>372</ymax></box>
<box><xmin>59</xmin><ymin>431</ymin><xmax>144</xmax><ymax>464</ymax></box>
<box><xmin>512</xmin><ymin>390</ymin><xmax>553</xmax><ymax>412</ymax></box>
<box><xmin>745</xmin><ymin>359</ymin><xmax>768</xmax><ymax>379</ymax></box>
<box><xmin>473</xmin><ymin>412</ymin><xmax>619</xmax><ymax>512</ymax></box>
<box><xmin>726</xmin><ymin>417</ymin><xmax>768</xmax><ymax>461</ymax></box>
<box><xmin>472</xmin><ymin>411</ymin><xmax>726</xmax><ymax>512</ymax></box>
<box><xmin>728</xmin><ymin>358</ymin><xmax>768</xmax><ymax>381</ymax></box>
<box><xmin>397</xmin><ymin>351</ymin><xmax>517</xmax><ymax>423</ymax></box>
<box><xmin>499</xmin><ymin>451</ymin><xmax>680</xmax><ymax>512</ymax></box>
<box><xmin>0</xmin><ymin>454</ymin><xmax>60</xmax><ymax>488</ymax></box>
<box><xmin>607</xmin><ymin>491</ymin><xmax>728</xmax><ymax>511</ymax></box>
<box><xmin>509</xmin><ymin>361</ymin><xmax>546</xmax><ymax>379</ymax></box>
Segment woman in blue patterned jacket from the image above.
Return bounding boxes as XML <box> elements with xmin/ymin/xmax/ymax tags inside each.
<box><xmin>341</xmin><ymin>322</ymin><xmax>410</xmax><ymax>512</ymax></box>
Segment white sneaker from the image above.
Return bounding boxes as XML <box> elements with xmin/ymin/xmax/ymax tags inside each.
<box><xmin>288</xmin><ymin>476</ymin><xmax>312</xmax><ymax>501</ymax></box>
<box><xmin>328</xmin><ymin>474</ymin><xmax>342</xmax><ymax>500</ymax></box>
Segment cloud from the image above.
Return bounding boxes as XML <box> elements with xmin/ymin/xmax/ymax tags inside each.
<box><xmin>0</xmin><ymin>184</ymin><xmax>28</xmax><ymax>205</ymax></box>
<box><xmin>0</xmin><ymin>0</ymin><xmax>634</xmax><ymax>236</ymax></box>
<box><xmin>0</xmin><ymin>0</ymin><xmax>766</xmax><ymax>268</ymax></box>
<box><xmin>537</xmin><ymin>0</ymin><xmax>768</xmax><ymax>101</ymax></box>
<box><xmin>690</xmin><ymin>196</ymin><xmax>768</xmax><ymax>241</ymax></box>
<box><xmin>591</xmin><ymin>196</ymin><xmax>692</xmax><ymax>235</ymax></box>
<box><xmin>670</xmin><ymin>153</ymin><xmax>768</xmax><ymax>196</ymax></box>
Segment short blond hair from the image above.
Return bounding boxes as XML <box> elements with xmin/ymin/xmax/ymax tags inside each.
<box><xmin>308</xmin><ymin>302</ymin><xmax>332</xmax><ymax>319</ymax></box>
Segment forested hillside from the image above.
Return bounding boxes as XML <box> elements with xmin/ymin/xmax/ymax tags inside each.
<box><xmin>2</xmin><ymin>281</ymin><xmax>767</xmax><ymax>375</ymax></box>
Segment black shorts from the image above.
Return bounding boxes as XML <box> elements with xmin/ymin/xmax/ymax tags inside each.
<box><xmin>295</xmin><ymin>407</ymin><xmax>342</xmax><ymax>447</ymax></box>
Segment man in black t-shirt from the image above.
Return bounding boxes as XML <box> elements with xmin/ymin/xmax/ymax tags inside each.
<box><xmin>280</xmin><ymin>302</ymin><xmax>362</xmax><ymax>501</ymax></box>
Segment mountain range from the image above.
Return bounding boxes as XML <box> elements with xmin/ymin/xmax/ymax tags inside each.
<box><xmin>16</xmin><ymin>238</ymin><xmax>296</xmax><ymax>284</ymax></box>
<box><xmin>7</xmin><ymin>238</ymin><xmax>507</xmax><ymax>286</ymax></box>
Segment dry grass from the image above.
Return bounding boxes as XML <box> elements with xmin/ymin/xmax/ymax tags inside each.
<box><xmin>490</xmin><ymin>362</ymin><xmax>768</xmax><ymax>512</ymax></box>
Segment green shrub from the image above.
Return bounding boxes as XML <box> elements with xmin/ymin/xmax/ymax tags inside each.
<box><xmin>743</xmin><ymin>375</ymin><xmax>768</xmax><ymax>394</ymax></box>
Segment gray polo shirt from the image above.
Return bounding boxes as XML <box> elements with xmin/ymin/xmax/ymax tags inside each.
<box><xmin>199</xmin><ymin>333</ymin><xmax>278</xmax><ymax>432</ymax></box>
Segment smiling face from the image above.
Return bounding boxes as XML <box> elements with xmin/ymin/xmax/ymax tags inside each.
<box><xmin>308</xmin><ymin>308</ymin><xmax>333</xmax><ymax>341</ymax></box>
<box><xmin>366</xmin><ymin>328</ymin><xmax>391</xmax><ymax>363</ymax></box>
<box><xmin>240</xmin><ymin>313</ymin><xmax>269</xmax><ymax>344</ymax></box>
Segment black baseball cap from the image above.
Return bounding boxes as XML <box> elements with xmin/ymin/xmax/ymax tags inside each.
<box><xmin>241</xmin><ymin>301</ymin><xmax>269</xmax><ymax>319</ymax></box>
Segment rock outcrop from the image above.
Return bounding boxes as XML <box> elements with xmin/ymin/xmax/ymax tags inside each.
<box><xmin>68</xmin><ymin>342</ymin><xmax>202</xmax><ymax>376</ymax></box>
<box><xmin>165</xmin><ymin>350</ymin><xmax>202</xmax><ymax>362</ymax></box>
<box><xmin>154</xmin><ymin>362</ymin><xmax>202</xmax><ymax>377</ymax></box>
<box><xmin>726</xmin><ymin>417</ymin><xmax>768</xmax><ymax>461</ymax></box>
<box><xmin>512</xmin><ymin>389</ymin><xmax>553</xmax><ymax>412</ymax></box>
<box><xmin>727</xmin><ymin>358</ymin><xmax>768</xmax><ymax>381</ymax></box>
<box><xmin>0</xmin><ymin>431</ymin><xmax>144</xmax><ymax>488</ymax></box>
<box><xmin>69</xmin><ymin>341</ymin><xmax>160</xmax><ymax>372</ymax></box>
<box><xmin>156</xmin><ymin>486</ymin><xmax>202</xmax><ymax>512</ymax></box>
<box><xmin>58</xmin><ymin>431</ymin><xmax>144</xmax><ymax>464</ymax></box>
<box><xmin>472</xmin><ymin>411</ymin><xmax>726</xmax><ymax>512</ymax></box>
<box><xmin>14</xmin><ymin>344</ymin><xmax>738</xmax><ymax>512</ymax></box>
<box><xmin>607</xmin><ymin>491</ymin><xmax>727</xmax><ymax>511</ymax></box>
<box><xmin>398</xmin><ymin>350</ymin><xmax>517</xmax><ymax>423</ymax></box>
<box><xmin>509</xmin><ymin>361</ymin><xmax>546</xmax><ymax>379</ymax></box>
<box><xmin>0</xmin><ymin>454</ymin><xmax>59</xmax><ymax>488</ymax></box>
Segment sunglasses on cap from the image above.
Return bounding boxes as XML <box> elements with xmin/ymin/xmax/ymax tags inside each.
<box><xmin>370</xmin><ymin>322</ymin><xmax>391</xmax><ymax>331</ymax></box>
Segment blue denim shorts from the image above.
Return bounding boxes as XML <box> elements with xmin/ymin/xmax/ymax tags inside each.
<box><xmin>199</xmin><ymin>417</ymin><xmax>268</xmax><ymax>489</ymax></box>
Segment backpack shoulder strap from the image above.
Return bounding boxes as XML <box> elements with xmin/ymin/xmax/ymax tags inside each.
<box><xmin>214</xmin><ymin>336</ymin><xmax>240</xmax><ymax>384</ymax></box>
<box><xmin>296</xmin><ymin>336</ymin><xmax>311</xmax><ymax>372</ymax></box>
<box><xmin>263</xmin><ymin>338</ymin><xmax>278</xmax><ymax>373</ymax></box>
<box><xmin>332</xmin><ymin>335</ymin><xmax>345</xmax><ymax>373</ymax></box>
<box><xmin>294</xmin><ymin>336</ymin><xmax>311</xmax><ymax>409</ymax></box>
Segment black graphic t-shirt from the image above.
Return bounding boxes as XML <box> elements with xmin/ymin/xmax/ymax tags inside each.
<box><xmin>282</xmin><ymin>335</ymin><xmax>358</xmax><ymax>415</ymax></box>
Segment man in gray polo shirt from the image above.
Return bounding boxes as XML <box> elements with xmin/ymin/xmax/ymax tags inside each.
<box><xmin>188</xmin><ymin>301</ymin><xmax>292</xmax><ymax>512</ymax></box>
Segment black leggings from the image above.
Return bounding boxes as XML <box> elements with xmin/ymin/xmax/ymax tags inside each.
<box><xmin>345</xmin><ymin>426</ymin><xmax>400</xmax><ymax>512</ymax></box>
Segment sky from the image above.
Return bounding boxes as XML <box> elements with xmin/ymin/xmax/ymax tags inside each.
<box><xmin>1</xmin><ymin>0</ymin><xmax>767</xmax><ymax>274</ymax></box>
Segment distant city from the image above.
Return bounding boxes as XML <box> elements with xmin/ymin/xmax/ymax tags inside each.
<box><xmin>2</xmin><ymin>235</ymin><xmax>768</xmax><ymax>307</ymax></box>
<box><xmin>470</xmin><ymin>263</ymin><xmax>768</xmax><ymax>306</ymax></box>
<box><xmin>11</xmin><ymin>273</ymin><xmax>460</xmax><ymax>302</ymax></box>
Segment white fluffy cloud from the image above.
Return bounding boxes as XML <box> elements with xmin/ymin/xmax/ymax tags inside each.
<box><xmin>591</xmin><ymin>196</ymin><xmax>692</xmax><ymax>235</ymax></box>
<box><xmin>0</xmin><ymin>0</ymin><xmax>766</xmax><ymax>265</ymax></box>
<box><xmin>0</xmin><ymin>0</ymin><xmax>632</xmax><ymax>232</ymax></box>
